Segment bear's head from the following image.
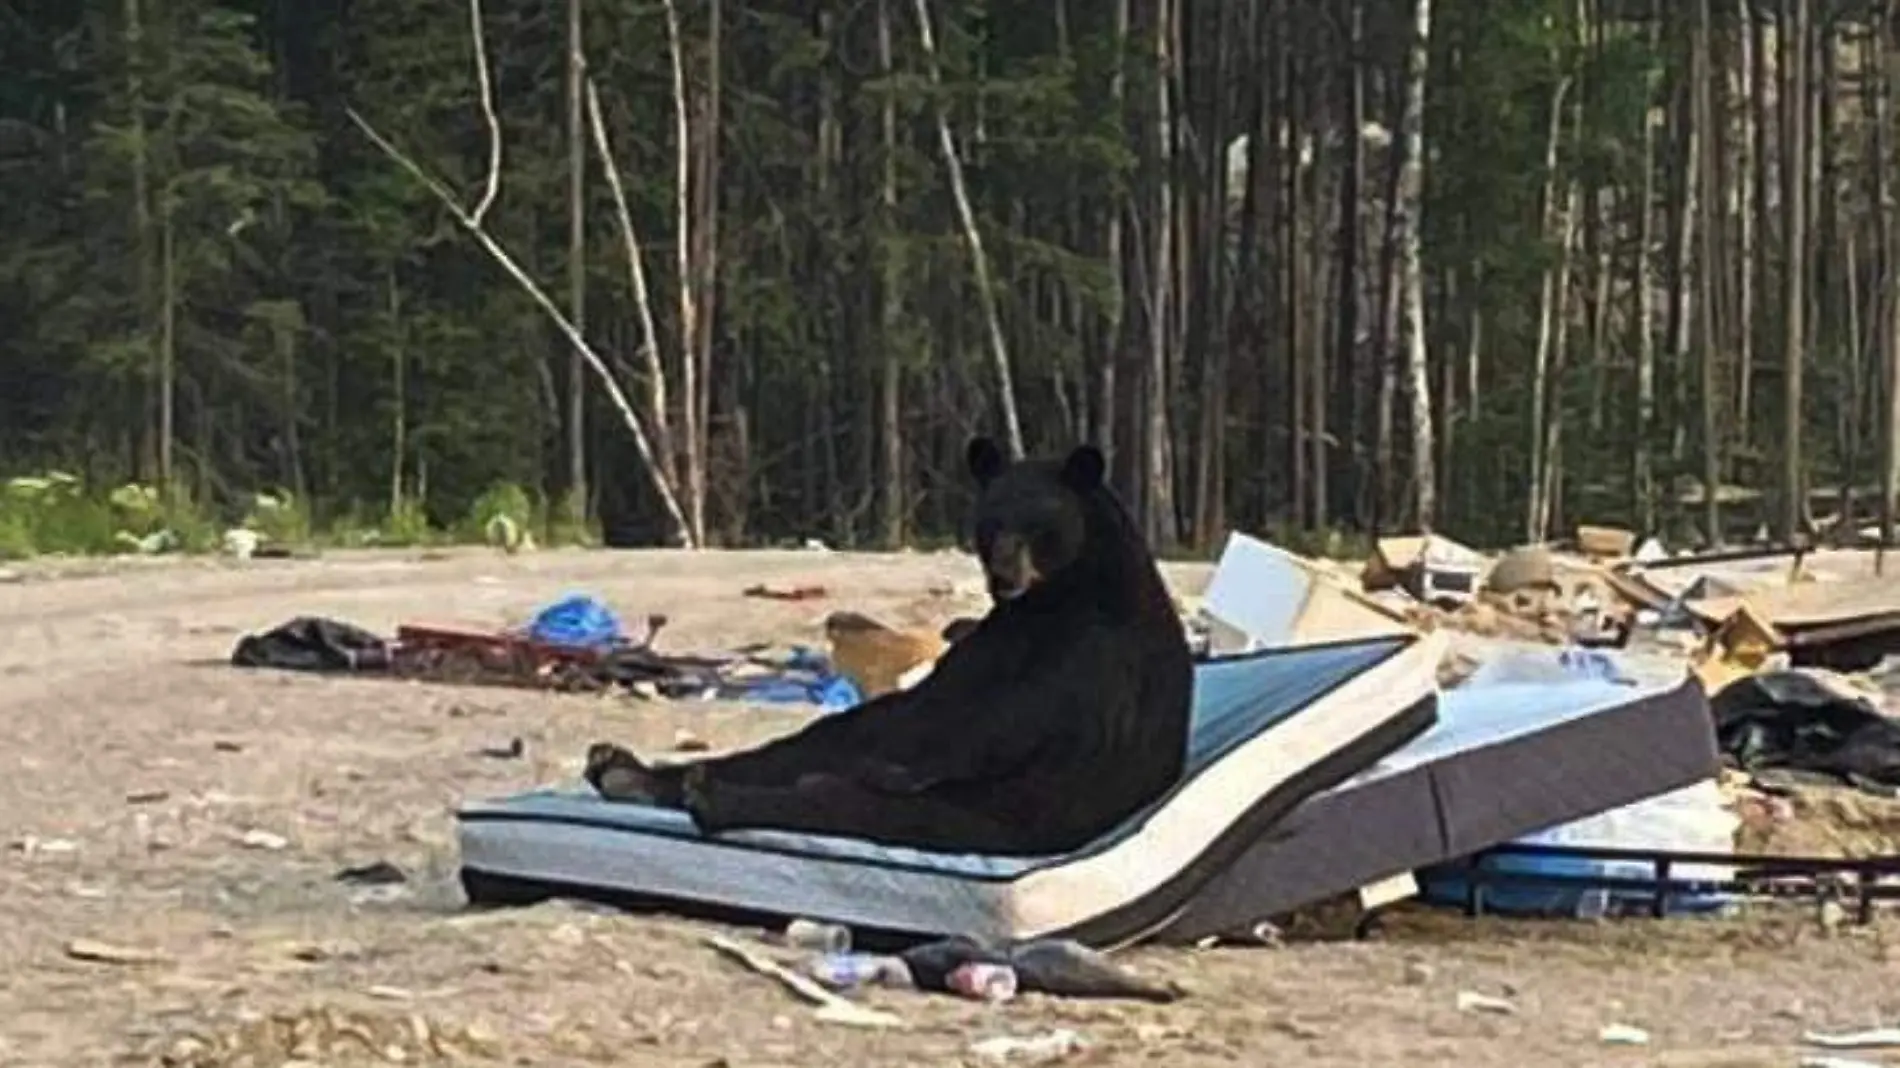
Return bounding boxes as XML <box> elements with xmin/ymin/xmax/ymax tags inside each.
<box><xmin>966</xmin><ymin>436</ymin><xmax>1109</xmax><ymax>603</ymax></box>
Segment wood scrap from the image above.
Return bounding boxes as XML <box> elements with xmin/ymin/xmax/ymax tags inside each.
<box><xmin>66</xmin><ymin>938</ymin><xmax>171</xmax><ymax>965</ymax></box>
<box><xmin>743</xmin><ymin>583</ymin><xmax>828</xmax><ymax>601</ymax></box>
<box><xmin>824</xmin><ymin>611</ymin><xmax>947</xmax><ymax>698</ymax></box>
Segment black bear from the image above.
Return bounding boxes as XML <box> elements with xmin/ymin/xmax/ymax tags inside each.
<box><xmin>583</xmin><ymin>437</ymin><xmax>1194</xmax><ymax>856</ymax></box>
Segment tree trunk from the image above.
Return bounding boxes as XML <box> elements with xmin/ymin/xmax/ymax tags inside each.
<box><xmin>1192</xmin><ymin>0</ymin><xmax>1232</xmax><ymax>546</ymax></box>
<box><xmin>876</xmin><ymin>0</ymin><xmax>906</xmax><ymax>548</ymax></box>
<box><xmin>1695</xmin><ymin>0</ymin><xmax>1721</xmax><ymax>544</ymax></box>
<box><xmin>692</xmin><ymin>0</ymin><xmax>720</xmax><ymax>542</ymax></box>
<box><xmin>1145</xmin><ymin>0</ymin><xmax>1177</xmax><ymax>547</ymax></box>
<box><xmin>1737</xmin><ymin>0</ymin><xmax>1758</xmax><ymax>434</ymax></box>
<box><xmin>124</xmin><ymin>0</ymin><xmax>158</xmax><ymax>486</ymax></box>
<box><xmin>1874</xmin><ymin>9</ymin><xmax>1899</xmax><ymax>562</ymax></box>
<box><xmin>387</xmin><ymin>262</ymin><xmax>406</xmax><ymax>513</ymax></box>
<box><xmin>1633</xmin><ymin>6</ymin><xmax>1661</xmax><ymax>535</ymax></box>
<box><xmin>158</xmin><ymin>188</ymin><xmax>176</xmax><ymax>492</ymax></box>
<box><xmin>564</xmin><ymin>0</ymin><xmax>587</xmax><ymax>526</ymax></box>
<box><xmin>1096</xmin><ymin>0</ymin><xmax>1132</xmax><ymax>472</ymax></box>
<box><xmin>1333</xmin><ymin>0</ymin><xmax>1364</xmax><ymax>527</ymax></box>
<box><xmin>1396</xmin><ymin>0</ymin><xmax>1435</xmax><ymax>530</ymax></box>
<box><xmin>1781</xmin><ymin>0</ymin><xmax>1808</xmax><ymax>540</ymax></box>
<box><xmin>660</xmin><ymin>0</ymin><xmax>707</xmax><ymax>545</ymax></box>
<box><xmin>1527</xmin><ymin>76</ymin><xmax>1571</xmax><ymax>541</ymax></box>
<box><xmin>912</xmin><ymin>0</ymin><xmax>1026</xmax><ymax>459</ymax></box>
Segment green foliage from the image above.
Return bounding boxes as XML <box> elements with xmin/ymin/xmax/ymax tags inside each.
<box><xmin>244</xmin><ymin>490</ymin><xmax>313</xmax><ymax>547</ymax></box>
<box><xmin>461</xmin><ymin>481</ymin><xmax>534</xmax><ymax>541</ymax></box>
<box><xmin>0</xmin><ymin>474</ymin><xmax>220</xmax><ymax>557</ymax></box>
<box><xmin>0</xmin><ymin>0</ymin><xmax>1863</xmax><ymax>555</ymax></box>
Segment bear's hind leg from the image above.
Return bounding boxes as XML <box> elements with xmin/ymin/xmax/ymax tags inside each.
<box><xmin>687</xmin><ymin>772</ymin><xmax>1020</xmax><ymax>854</ymax></box>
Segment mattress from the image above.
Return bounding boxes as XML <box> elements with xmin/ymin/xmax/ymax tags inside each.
<box><xmin>1152</xmin><ymin>672</ymin><xmax>1719</xmax><ymax>943</ymax></box>
<box><xmin>457</xmin><ymin>631</ymin><xmax>1446</xmax><ymax>947</ymax></box>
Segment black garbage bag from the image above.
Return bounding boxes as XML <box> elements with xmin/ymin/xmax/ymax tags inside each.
<box><xmin>230</xmin><ymin>616</ymin><xmax>391</xmax><ymax>673</ymax></box>
<box><xmin>1711</xmin><ymin>670</ymin><xmax>1900</xmax><ymax>793</ymax></box>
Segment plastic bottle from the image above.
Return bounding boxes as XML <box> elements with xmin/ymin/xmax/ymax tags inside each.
<box><xmin>946</xmin><ymin>962</ymin><xmax>1018</xmax><ymax>1002</ymax></box>
<box><xmin>782</xmin><ymin>919</ymin><xmax>851</xmax><ymax>953</ymax></box>
<box><xmin>807</xmin><ymin>953</ymin><xmax>913</xmax><ymax>991</ymax></box>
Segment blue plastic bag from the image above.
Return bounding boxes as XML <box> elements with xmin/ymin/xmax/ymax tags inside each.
<box><xmin>526</xmin><ymin>594</ymin><xmax>624</xmax><ymax>649</ymax></box>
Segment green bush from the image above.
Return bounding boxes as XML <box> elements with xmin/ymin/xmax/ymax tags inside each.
<box><xmin>2</xmin><ymin>472</ymin><xmax>118</xmax><ymax>555</ymax></box>
<box><xmin>462</xmin><ymin>481</ymin><xmax>534</xmax><ymax>544</ymax></box>
<box><xmin>243</xmin><ymin>489</ymin><xmax>313</xmax><ymax>547</ymax></box>
<box><xmin>382</xmin><ymin>497</ymin><xmax>435</xmax><ymax>547</ymax></box>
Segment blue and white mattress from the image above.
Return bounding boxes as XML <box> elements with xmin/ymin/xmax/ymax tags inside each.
<box><xmin>456</xmin><ymin>632</ymin><xmax>1447</xmax><ymax>946</ymax></box>
<box><xmin>1158</xmin><ymin>664</ymin><xmax>1721</xmax><ymax>942</ymax></box>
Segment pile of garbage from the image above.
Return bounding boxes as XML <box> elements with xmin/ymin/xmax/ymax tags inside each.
<box><xmin>1357</xmin><ymin>534</ymin><xmax>1634</xmax><ymax>649</ymax></box>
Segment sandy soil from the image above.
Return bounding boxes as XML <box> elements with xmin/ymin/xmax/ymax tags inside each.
<box><xmin>2</xmin><ymin>547</ymin><xmax>1898</xmax><ymax>1067</ymax></box>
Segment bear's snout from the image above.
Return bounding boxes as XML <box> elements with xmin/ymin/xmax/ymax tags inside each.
<box><xmin>984</xmin><ymin>532</ymin><xmax>1043</xmax><ymax>600</ymax></box>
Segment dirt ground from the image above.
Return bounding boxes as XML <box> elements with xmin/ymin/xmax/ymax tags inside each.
<box><xmin>3</xmin><ymin>547</ymin><xmax>1899</xmax><ymax>1067</ymax></box>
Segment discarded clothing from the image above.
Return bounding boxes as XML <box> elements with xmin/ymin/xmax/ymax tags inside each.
<box><xmin>230</xmin><ymin>613</ymin><xmax>856</xmax><ymax>709</ymax></box>
<box><xmin>1712</xmin><ymin>670</ymin><xmax>1900</xmax><ymax>794</ymax></box>
<box><xmin>230</xmin><ymin>616</ymin><xmax>390</xmax><ymax>672</ymax></box>
<box><xmin>720</xmin><ymin>646</ymin><xmax>862</xmax><ymax>712</ymax></box>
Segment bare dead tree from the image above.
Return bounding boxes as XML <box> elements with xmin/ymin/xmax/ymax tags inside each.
<box><xmin>584</xmin><ymin>77</ymin><xmax>678</xmax><ymax>492</ymax></box>
<box><xmin>911</xmin><ymin>0</ymin><xmax>1026</xmax><ymax>459</ymax></box>
<box><xmin>659</xmin><ymin>0</ymin><xmax>709</xmax><ymax>545</ymax></box>
<box><xmin>346</xmin><ymin>0</ymin><xmax>693</xmax><ymax>546</ymax></box>
<box><xmin>1395</xmin><ymin>0</ymin><xmax>1436</xmax><ymax>530</ymax></box>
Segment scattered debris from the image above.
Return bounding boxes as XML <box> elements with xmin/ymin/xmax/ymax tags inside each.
<box><xmin>221</xmin><ymin>528</ymin><xmax>260</xmax><ymax>560</ymax></box>
<box><xmin>9</xmin><ymin>835</ymin><xmax>78</xmax><ymax>856</ymax></box>
<box><xmin>947</xmin><ymin>962</ymin><xmax>1019</xmax><ymax>1002</ymax></box>
<box><xmin>282</xmin><ymin>939</ymin><xmax>365</xmax><ymax>963</ymax></box>
<box><xmin>1576</xmin><ymin>525</ymin><xmax>1637</xmax><ymax>562</ymax></box>
<box><xmin>743</xmin><ymin>583</ymin><xmax>828</xmax><ymax>602</ymax></box>
<box><xmin>1598</xmin><ymin>1023</ymin><xmax>1650</xmax><ymax>1046</ymax></box>
<box><xmin>1456</xmin><ymin>991</ymin><xmax>1516</xmax><ymax>1015</ymax></box>
<box><xmin>1804</xmin><ymin>1028</ymin><xmax>1900</xmax><ymax>1050</ymax></box>
<box><xmin>334</xmin><ymin>860</ymin><xmax>407</xmax><ymax>886</ymax></box>
<box><xmin>237</xmin><ymin>829</ymin><xmax>290</xmax><ymax>851</ymax></box>
<box><xmin>474</xmin><ymin>737</ymin><xmax>524</xmax><ymax>760</ymax></box>
<box><xmin>65</xmin><ymin>938</ymin><xmax>170</xmax><ymax>966</ymax></box>
<box><xmin>1487</xmin><ymin>545</ymin><xmax>1558</xmax><ymax>595</ymax></box>
<box><xmin>968</xmin><ymin>1030</ymin><xmax>1087</xmax><ymax>1063</ymax></box>
<box><xmin>804</xmin><ymin>952</ymin><xmax>915</xmax><ymax>991</ymax></box>
<box><xmin>703</xmin><ymin>934</ymin><xmax>903</xmax><ymax>1029</ymax></box>
<box><xmin>781</xmin><ymin>919</ymin><xmax>852</xmax><ymax>953</ymax></box>
<box><xmin>1362</xmin><ymin>534</ymin><xmax>1486</xmax><ymax>607</ymax></box>
<box><xmin>824</xmin><ymin>611</ymin><xmax>948</xmax><ymax>698</ymax></box>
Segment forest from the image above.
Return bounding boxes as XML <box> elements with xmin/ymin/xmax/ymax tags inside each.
<box><xmin>1</xmin><ymin>0</ymin><xmax>1896</xmax><ymax>556</ymax></box>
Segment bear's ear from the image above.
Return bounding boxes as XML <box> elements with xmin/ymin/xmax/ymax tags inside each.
<box><xmin>966</xmin><ymin>436</ymin><xmax>1008</xmax><ymax>486</ymax></box>
<box><xmin>1060</xmin><ymin>444</ymin><xmax>1106</xmax><ymax>491</ymax></box>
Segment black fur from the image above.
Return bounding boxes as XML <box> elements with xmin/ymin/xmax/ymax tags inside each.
<box><xmin>598</xmin><ymin>438</ymin><xmax>1194</xmax><ymax>856</ymax></box>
